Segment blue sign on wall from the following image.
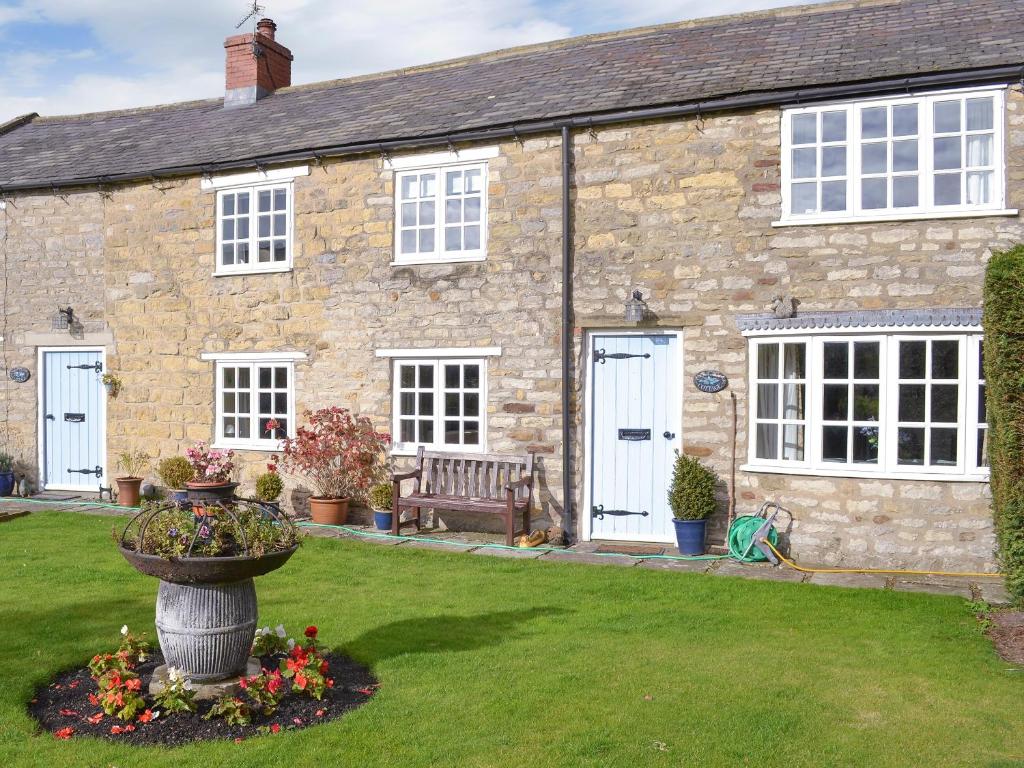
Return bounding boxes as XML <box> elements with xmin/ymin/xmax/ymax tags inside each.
<box><xmin>693</xmin><ymin>370</ymin><xmax>728</xmax><ymax>393</ymax></box>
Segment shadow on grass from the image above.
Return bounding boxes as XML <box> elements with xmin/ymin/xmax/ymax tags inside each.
<box><xmin>344</xmin><ymin>607</ymin><xmax>570</xmax><ymax>664</ymax></box>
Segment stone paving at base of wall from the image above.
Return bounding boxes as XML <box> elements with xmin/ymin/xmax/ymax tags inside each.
<box><xmin>308</xmin><ymin>523</ymin><xmax>1010</xmax><ymax>604</ymax></box>
<box><xmin>3</xmin><ymin>502</ymin><xmax>1007</xmax><ymax>604</ymax></box>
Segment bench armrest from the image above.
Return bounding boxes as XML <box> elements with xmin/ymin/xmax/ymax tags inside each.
<box><xmin>392</xmin><ymin>468</ymin><xmax>421</xmax><ymax>482</ymax></box>
<box><xmin>505</xmin><ymin>476</ymin><xmax>533</xmax><ymax>492</ymax></box>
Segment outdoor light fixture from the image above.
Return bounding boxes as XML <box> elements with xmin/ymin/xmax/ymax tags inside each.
<box><xmin>624</xmin><ymin>289</ymin><xmax>647</xmax><ymax>323</ymax></box>
<box><xmin>52</xmin><ymin>306</ymin><xmax>74</xmax><ymax>331</ymax></box>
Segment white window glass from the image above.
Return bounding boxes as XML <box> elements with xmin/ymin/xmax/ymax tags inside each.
<box><xmin>820</xmin><ymin>340</ymin><xmax>881</xmax><ymax>465</ymax></box>
<box><xmin>753</xmin><ymin>342</ymin><xmax>806</xmax><ymax>461</ymax></box>
<box><xmin>215</xmin><ymin>361</ymin><xmax>294</xmax><ymax>448</ymax></box>
<box><xmin>393</xmin><ymin>358</ymin><xmax>485</xmax><ymax>451</ymax></box>
<box><xmin>895</xmin><ymin>339</ymin><xmax>961</xmax><ymax>468</ymax></box>
<box><xmin>783</xmin><ymin>89</ymin><xmax>1004</xmax><ymax>221</ymax></box>
<box><xmin>217</xmin><ymin>184</ymin><xmax>291</xmax><ymax>272</ymax></box>
<box><xmin>975</xmin><ymin>340</ymin><xmax>988</xmax><ymax>469</ymax></box>
<box><xmin>394</xmin><ymin>162</ymin><xmax>486</xmax><ymax>262</ymax></box>
<box><xmin>789</xmin><ymin>109</ymin><xmax>849</xmax><ymax>215</ymax></box>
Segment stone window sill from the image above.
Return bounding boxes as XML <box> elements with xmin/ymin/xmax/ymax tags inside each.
<box><xmin>772</xmin><ymin>209</ymin><xmax>1018</xmax><ymax>228</ymax></box>
<box><xmin>741</xmin><ymin>463</ymin><xmax>990</xmax><ymax>483</ymax></box>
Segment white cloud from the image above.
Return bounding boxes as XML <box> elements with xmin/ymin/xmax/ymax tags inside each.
<box><xmin>0</xmin><ymin>0</ymin><xmax>825</xmax><ymax>120</ymax></box>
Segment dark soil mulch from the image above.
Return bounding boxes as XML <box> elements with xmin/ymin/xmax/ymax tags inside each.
<box><xmin>30</xmin><ymin>652</ymin><xmax>378</xmax><ymax>745</ymax></box>
<box><xmin>989</xmin><ymin>610</ymin><xmax>1024</xmax><ymax>665</ymax></box>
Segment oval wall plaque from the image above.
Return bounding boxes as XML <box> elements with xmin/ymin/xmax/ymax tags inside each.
<box><xmin>8</xmin><ymin>367</ymin><xmax>30</xmax><ymax>383</ymax></box>
<box><xmin>693</xmin><ymin>370</ymin><xmax>727</xmax><ymax>393</ymax></box>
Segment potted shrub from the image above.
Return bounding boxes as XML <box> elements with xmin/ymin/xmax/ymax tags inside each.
<box><xmin>279</xmin><ymin>407</ymin><xmax>390</xmax><ymax>525</ymax></box>
<box><xmin>184</xmin><ymin>442</ymin><xmax>237</xmax><ymax>500</ymax></box>
<box><xmin>116</xmin><ymin>450</ymin><xmax>151</xmax><ymax>508</ymax></box>
<box><xmin>0</xmin><ymin>453</ymin><xmax>14</xmax><ymax>497</ymax></box>
<box><xmin>368</xmin><ymin>482</ymin><xmax>393</xmax><ymax>530</ymax></box>
<box><xmin>157</xmin><ymin>455</ymin><xmax>195</xmax><ymax>503</ymax></box>
<box><xmin>255</xmin><ymin>469</ymin><xmax>284</xmax><ymax>512</ymax></box>
<box><xmin>667</xmin><ymin>451</ymin><xmax>718</xmax><ymax>555</ymax></box>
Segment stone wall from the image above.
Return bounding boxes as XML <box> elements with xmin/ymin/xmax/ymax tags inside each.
<box><xmin>2</xmin><ymin>86</ymin><xmax>1022</xmax><ymax>570</ymax></box>
<box><xmin>568</xmin><ymin>88</ymin><xmax>1024</xmax><ymax>571</ymax></box>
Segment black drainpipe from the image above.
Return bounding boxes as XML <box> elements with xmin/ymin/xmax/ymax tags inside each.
<box><xmin>560</xmin><ymin>124</ymin><xmax>573</xmax><ymax>543</ymax></box>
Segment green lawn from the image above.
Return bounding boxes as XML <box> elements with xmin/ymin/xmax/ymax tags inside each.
<box><xmin>0</xmin><ymin>512</ymin><xmax>1021</xmax><ymax>767</ymax></box>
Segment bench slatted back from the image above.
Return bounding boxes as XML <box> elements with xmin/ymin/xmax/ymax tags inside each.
<box><xmin>416</xmin><ymin>449</ymin><xmax>534</xmax><ymax>502</ymax></box>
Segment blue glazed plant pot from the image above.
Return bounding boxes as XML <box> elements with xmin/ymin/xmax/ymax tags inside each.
<box><xmin>373</xmin><ymin>510</ymin><xmax>392</xmax><ymax>531</ymax></box>
<box><xmin>169</xmin><ymin>489</ymin><xmax>190</xmax><ymax>504</ymax></box>
<box><xmin>0</xmin><ymin>472</ymin><xmax>14</xmax><ymax>497</ymax></box>
<box><xmin>673</xmin><ymin>518</ymin><xmax>707</xmax><ymax>556</ymax></box>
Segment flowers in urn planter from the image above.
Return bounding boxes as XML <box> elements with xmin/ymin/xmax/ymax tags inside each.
<box><xmin>278</xmin><ymin>407</ymin><xmax>390</xmax><ymax>502</ymax></box>
<box><xmin>184</xmin><ymin>442</ymin><xmax>236</xmax><ymax>484</ymax></box>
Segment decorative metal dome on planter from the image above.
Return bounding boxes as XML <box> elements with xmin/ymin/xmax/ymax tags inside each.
<box><xmin>118</xmin><ymin>493</ymin><xmax>300</xmax><ymax>683</ymax></box>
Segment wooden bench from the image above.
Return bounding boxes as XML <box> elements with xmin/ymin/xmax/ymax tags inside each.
<box><xmin>391</xmin><ymin>448</ymin><xmax>535</xmax><ymax>546</ymax></box>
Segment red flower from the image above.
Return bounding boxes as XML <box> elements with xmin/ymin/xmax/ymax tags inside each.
<box><xmin>292</xmin><ymin>717</ymin><xmax>303</xmax><ymax>725</ymax></box>
<box><xmin>270</xmin><ymin>723</ymin><xmax>281</xmax><ymax>734</ymax></box>
<box><xmin>239</xmin><ymin>677</ymin><xmax>248</xmax><ymax>689</ymax></box>
<box><xmin>54</xmin><ymin>727</ymin><xmax>74</xmax><ymax>740</ymax></box>
<box><xmin>319</xmin><ymin>660</ymin><xmax>329</xmax><ymax>674</ymax></box>
<box><xmin>68</xmin><ymin>680</ymin><xmax>80</xmax><ymax>689</ymax></box>
<box><xmin>315</xmin><ymin>708</ymin><xmax>325</xmax><ymax>717</ymax></box>
<box><xmin>124</xmin><ymin>678</ymin><xmax>142</xmax><ymax>692</ymax></box>
<box><xmin>304</xmin><ymin>625</ymin><xmax>318</xmax><ymax>639</ymax></box>
<box><xmin>138</xmin><ymin>709</ymin><xmax>154</xmax><ymax>723</ymax></box>
<box><xmin>88</xmin><ymin>693</ymin><xmax>99</xmax><ymax>705</ymax></box>
<box><xmin>267</xmin><ymin>677</ymin><xmax>282</xmax><ymax>695</ymax></box>
<box><xmin>59</xmin><ymin>709</ymin><xmax>78</xmax><ymax>717</ymax></box>
<box><xmin>234</xmin><ymin>737</ymin><xmax>243</xmax><ymax>745</ymax></box>
<box><xmin>86</xmin><ymin>713</ymin><xmax>103</xmax><ymax>725</ymax></box>
<box><xmin>294</xmin><ymin>674</ymin><xmax>308</xmax><ymax>690</ymax></box>
<box><xmin>326</xmin><ymin>678</ymin><xmax>334</xmax><ymax>688</ymax></box>
<box><xmin>110</xmin><ymin>725</ymin><xmax>124</xmax><ymax>735</ymax></box>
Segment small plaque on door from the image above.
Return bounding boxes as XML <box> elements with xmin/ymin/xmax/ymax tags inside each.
<box><xmin>618</xmin><ymin>428</ymin><xmax>651</xmax><ymax>441</ymax></box>
<box><xmin>64</xmin><ymin>413</ymin><xmax>86</xmax><ymax>423</ymax></box>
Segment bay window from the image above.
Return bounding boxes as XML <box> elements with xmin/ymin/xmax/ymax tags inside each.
<box><xmin>781</xmin><ymin>87</ymin><xmax>1008</xmax><ymax>223</ymax></box>
<box><xmin>746</xmin><ymin>331</ymin><xmax>987</xmax><ymax>478</ymax></box>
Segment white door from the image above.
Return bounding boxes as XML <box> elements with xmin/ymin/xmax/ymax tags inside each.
<box><xmin>587</xmin><ymin>332</ymin><xmax>682</xmax><ymax>543</ymax></box>
<box><xmin>40</xmin><ymin>349</ymin><xmax>106</xmax><ymax>491</ymax></box>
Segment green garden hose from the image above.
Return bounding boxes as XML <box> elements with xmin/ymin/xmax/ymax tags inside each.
<box><xmin>726</xmin><ymin>515</ymin><xmax>779</xmax><ymax>563</ymax></box>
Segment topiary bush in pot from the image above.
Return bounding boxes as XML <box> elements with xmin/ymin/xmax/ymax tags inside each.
<box><xmin>0</xmin><ymin>452</ymin><xmax>14</xmax><ymax>497</ymax></box>
<box><xmin>157</xmin><ymin>456</ymin><xmax>194</xmax><ymax>503</ymax></box>
<box><xmin>368</xmin><ymin>482</ymin><xmax>393</xmax><ymax>531</ymax></box>
<box><xmin>667</xmin><ymin>451</ymin><xmax>718</xmax><ymax>555</ymax></box>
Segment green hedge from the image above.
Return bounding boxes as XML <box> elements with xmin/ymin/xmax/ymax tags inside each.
<box><xmin>983</xmin><ymin>244</ymin><xmax>1024</xmax><ymax>604</ymax></box>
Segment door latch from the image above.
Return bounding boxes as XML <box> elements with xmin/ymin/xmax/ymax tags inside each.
<box><xmin>66</xmin><ymin>361</ymin><xmax>102</xmax><ymax>372</ymax></box>
<box><xmin>591</xmin><ymin>504</ymin><xmax>649</xmax><ymax>520</ymax></box>
<box><xmin>663</xmin><ymin>431</ymin><xmax>676</xmax><ymax>439</ymax></box>
<box><xmin>68</xmin><ymin>466</ymin><xmax>103</xmax><ymax>477</ymax></box>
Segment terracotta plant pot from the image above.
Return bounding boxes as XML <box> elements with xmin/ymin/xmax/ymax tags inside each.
<box><xmin>309</xmin><ymin>497</ymin><xmax>350</xmax><ymax>525</ymax></box>
<box><xmin>117</xmin><ymin>477</ymin><xmax>143</xmax><ymax>508</ymax></box>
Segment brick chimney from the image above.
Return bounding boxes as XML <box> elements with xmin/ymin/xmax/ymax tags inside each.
<box><xmin>223</xmin><ymin>18</ymin><xmax>293</xmax><ymax>108</ymax></box>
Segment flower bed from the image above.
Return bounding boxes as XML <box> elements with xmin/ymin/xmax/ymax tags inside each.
<box><xmin>30</xmin><ymin>626</ymin><xmax>378</xmax><ymax>745</ymax></box>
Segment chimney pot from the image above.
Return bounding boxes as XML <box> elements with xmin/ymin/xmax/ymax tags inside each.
<box><xmin>256</xmin><ymin>18</ymin><xmax>276</xmax><ymax>40</ymax></box>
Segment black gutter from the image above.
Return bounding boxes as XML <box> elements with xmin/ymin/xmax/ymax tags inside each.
<box><xmin>560</xmin><ymin>125</ymin><xmax>573</xmax><ymax>544</ymax></box>
<box><xmin>1</xmin><ymin>64</ymin><xmax>1021</xmax><ymax>194</ymax></box>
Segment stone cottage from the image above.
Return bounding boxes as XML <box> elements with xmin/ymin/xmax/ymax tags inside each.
<box><xmin>1</xmin><ymin>0</ymin><xmax>1022</xmax><ymax>571</ymax></box>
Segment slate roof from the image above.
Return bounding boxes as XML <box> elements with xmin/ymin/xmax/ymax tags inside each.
<box><xmin>2</xmin><ymin>0</ymin><xmax>1024</xmax><ymax>191</ymax></box>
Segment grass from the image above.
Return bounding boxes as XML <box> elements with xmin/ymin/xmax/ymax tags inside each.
<box><xmin>0</xmin><ymin>511</ymin><xmax>1022</xmax><ymax>767</ymax></box>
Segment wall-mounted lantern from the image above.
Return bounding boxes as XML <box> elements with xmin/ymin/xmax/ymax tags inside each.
<box><xmin>52</xmin><ymin>306</ymin><xmax>74</xmax><ymax>332</ymax></box>
<box><xmin>624</xmin><ymin>289</ymin><xmax>647</xmax><ymax>323</ymax></box>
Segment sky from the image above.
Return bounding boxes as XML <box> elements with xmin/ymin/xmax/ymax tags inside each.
<box><xmin>0</xmin><ymin>0</ymin><xmax>828</xmax><ymax>123</ymax></box>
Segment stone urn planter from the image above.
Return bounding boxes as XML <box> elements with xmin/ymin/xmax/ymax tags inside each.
<box><xmin>118</xmin><ymin>497</ymin><xmax>300</xmax><ymax>683</ymax></box>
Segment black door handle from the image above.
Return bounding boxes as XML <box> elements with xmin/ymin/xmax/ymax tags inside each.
<box><xmin>45</xmin><ymin>414</ymin><xmax>55</xmax><ymax>421</ymax></box>
<box><xmin>663</xmin><ymin>431</ymin><xmax>675</xmax><ymax>439</ymax></box>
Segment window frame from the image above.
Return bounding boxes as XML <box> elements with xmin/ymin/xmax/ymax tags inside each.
<box><xmin>214</xmin><ymin>181</ymin><xmax>295</xmax><ymax>276</ymax></box>
<box><xmin>779</xmin><ymin>86</ymin><xmax>1010</xmax><ymax>226</ymax></box>
<box><xmin>390</xmin><ymin>357</ymin><xmax>488</xmax><ymax>455</ymax></box>
<box><xmin>212</xmin><ymin>358</ymin><xmax>296</xmax><ymax>451</ymax></box>
<box><xmin>392</xmin><ymin>159</ymin><xmax>489</xmax><ymax>265</ymax></box>
<box><xmin>744</xmin><ymin>330</ymin><xmax>988</xmax><ymax>480</ymax></box>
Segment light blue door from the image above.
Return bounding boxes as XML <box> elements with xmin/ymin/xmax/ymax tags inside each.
<box><xmin>42</xmin><ymin>350</ymin><xmax>105</xmax><ymax>490</ymax></box>
<box><xmin>589</xmin><ymin>333</ymin><xmax>681</xmax><ymax>542</ymax></box>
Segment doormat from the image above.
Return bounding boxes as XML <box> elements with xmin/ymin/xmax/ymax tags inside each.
<box><xmin>594</xmin><ymin>543</ymin><xmax>667</xmax><ymax>556</ymax></box>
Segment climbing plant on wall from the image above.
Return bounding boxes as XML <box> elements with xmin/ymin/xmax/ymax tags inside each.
<box><xmin>983</xmin><ymin>243</ymin><xmax>1024</xmax><ymax>605</ymax></box>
